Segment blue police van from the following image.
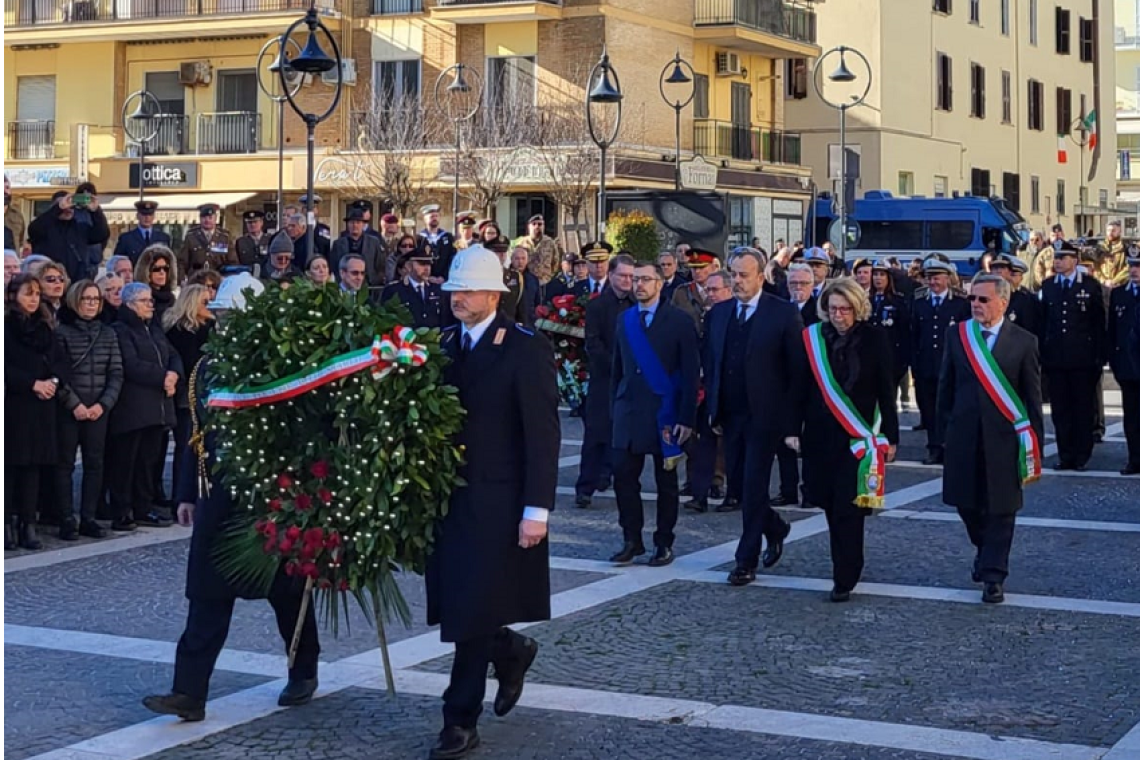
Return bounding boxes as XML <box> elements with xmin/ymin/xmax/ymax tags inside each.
<box><xmin>807</xmin><ymin>190</ymin><xmax>1032</xmax><ymax>275</ymax></box>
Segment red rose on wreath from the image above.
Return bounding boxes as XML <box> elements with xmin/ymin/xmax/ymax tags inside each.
<box><xmin>285</xmin><ymin>525</ymin><xmax>302</xmax><ymax>541</ymax></box>
<box><xmin>317</xmin><ymin>488</ymin><xmax>333</xmax><ymax>505</ymax></box>
<box><xmin>300</xmin><ymin>562</ymin><xmax>319</xmax><ymax>579</ymax></box>
<box><xmin>279</xmin><ymin>539</ymin><xmax>294</xmax><ymax>554</ymax></box>
<box><xmin>294</xmin><ymin>493</ymin><xmax>313</xmax><ymax>511</ymax></box>
<box><xmin>276</xmin><ymin>473</ymin><xmax>294</xmax><ymax>490</ymax></box>
<box><xmin>309</xmin><ymin>460</ymin><xmax>330</xmax><ymax>479</ymax></box>
<box><xmin>268</xmin><ymin>498</ymin><xmax>283</xmax><ymax>512</ymax></box>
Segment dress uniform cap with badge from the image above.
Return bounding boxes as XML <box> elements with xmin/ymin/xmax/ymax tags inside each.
<box><xmin>198</xmin><ymin>203</ymin><xmax>219</xmax><ymax>217</ymax></box>
<box><xmin>136</xmin><ymin>199</ymin><xmax>159</xmax><ymax>214</ymax></box>
<box><xmin>420</xmin><ymin>203</ymin><xmax>441</xmax><ymax>217</ymax></box>
<box><xmin>803</xmin><ymin>247</ymin><xmax>829</xmax><ymax>264</ymax></box>
<box><xmin>686</xmin><ymin>248</ymin><xmax>718</xmax><ymax>269</ymax></box>
<box><xmin>580</xmin><ymin>240</ymin><xmax>613</xmax><ymax>262</ymax></box>
<box><xmin>243</xmin><ymin>209</ymin><xmax>264</xmax><ymax>223</ymax></box>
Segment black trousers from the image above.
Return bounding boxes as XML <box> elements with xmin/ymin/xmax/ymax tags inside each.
<box><xmin>57</xmin><ymin>415</ymin><xmax>109</xmax><ymax>524</ymax></box>
<box><xmin>173</xmin><ymin>583</ymin><xmax>319</xmax><ymax>701</ymax></box>
<box><xmin>107</xmin><ymin>426</ymin><xmax>165</xmax><ymax>521</ymax></box>
<box><xmin>774</xmin><ymin>442</ymin><xmax>801</xmax><ymax>501</ymax></box>
<box><xmin>914</xmin><ymin>375</ymin><xmax>941</xmax><ymax>452</ymax></box>
<box><xmin>613</xmin><ymin>449</ymin><xmax>679</xmax><ymax>548</ymax></box>
<box><xmin>171</xmin><ymin>409</ymin><xmax>192</xmax><ymax>507</ymax></box>
<box><xmin>957</xmin><ymin>507</ymin><xmax>1016</xmax><ymax>583</ymax></box>
<box><xmin>1094</xmin><ymin>374</ymin><xmax>1106</xmax><ymax>439</ymax></box>
<box><xmin>5</xmin><ymin>464</ymin><xmax>41</xmax><ymax>524</ymax></box>
<box><xmin>722</xmin><ymin>415</ymin><xmax>786</xmax><ymax>568</ymax></box>
<box><xmin>153</xmin><ymin>427</ymin><xmax>171</xmax><ymax>505</ymax></box>
<box><xmin>898</xmin><ymin>369</ymin><xmax>912</xmax><ymax>404</ymax></box>
<box><xmin>443</xmin><ymin>627</ymin><xmax>529</xmax><ymax>729</ymax></box>
<box><xmin>685</xmin><ymin>403</ymin><xmax>718</xmax><ymax>500</ymax></box>
<box><xmin>825</xmin><ymin>502</ymin><xmax>867</xmax><ymax>593</ymax></box>
<box><xmin>1122</xmin><ymin>379</ymin><xmax>1140</xmax><ymax>468</ymax></box>
<box><xmin>1047</xmin><ymin>368</ymin><xmax>1100</xmax><ymax>467</ymax></box>
<box><xmin>575</xmin><ymin>415</ymin><xmax>614</xmax><ymax>498</ymax></box>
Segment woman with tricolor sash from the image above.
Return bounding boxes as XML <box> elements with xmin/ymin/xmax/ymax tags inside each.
<box><xmin>790</xmin><ymin>278</ymin><xmax>899</xmax><ymax>603</ymax></box>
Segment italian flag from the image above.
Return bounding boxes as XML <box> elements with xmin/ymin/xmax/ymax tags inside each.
<box><xmin>1083</xmin><ymin>109</ymin><xmax>1098</xmax><ymax>149</ymax></box>
<box><xmin>1057</xmin><ymin>135</ymin><xmax>1068</xmax><ymax>164</ymax></box>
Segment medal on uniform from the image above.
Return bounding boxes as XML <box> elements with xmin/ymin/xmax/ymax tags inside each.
<box><xmin>1010</xmin><ymin>312</ymin><xmax>1017</xmax><ymax>321</ymax></box>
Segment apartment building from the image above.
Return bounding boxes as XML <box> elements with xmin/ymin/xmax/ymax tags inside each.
<box><xmin>785</xmin><ymin>0</ymin><xmax>1117</xmax><ymax>234</ymax></box>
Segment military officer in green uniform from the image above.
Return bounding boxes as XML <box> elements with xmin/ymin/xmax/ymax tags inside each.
<box><xmin>177</xmin><ymin>204</ymin><xmax>235</xmax><ymax>282</ymax></box>
<box><xmin>235</xmin><ymin>210</ymin><xmax>270</xmax><ymax>272</ymax></box>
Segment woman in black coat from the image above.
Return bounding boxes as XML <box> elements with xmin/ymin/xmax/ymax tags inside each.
<box><xmin>107</xmin><ymin>282</ymin><xmax>183</xmax><ymax>531</ymax></box>
<box><xmin>793</xmin><ymin>278</ymin><xmax>899</xmax><ymax>602</ymax></box>
<box><xmin>868</xmin><ymin>261</ymin><xmax>912</xmax><ymax>393</ymax></box>
<box><xmin>56</xmin><ymin>280</ymin><xmax>124</xmax><ymax>540</ymax></box>
<box><xmin>5</xmin><ymin>274</ymin><xmax>69</xmax><ymax>549</ymax></box>
<box><xmin>135</xmin><ymin>245</ymin><xmax>178</xmax><ymax>324</ymax></box>
<box><xmin>97</xmin><ymin>272</ymin><xmax>123</xmax><ymax>325</ymax></box>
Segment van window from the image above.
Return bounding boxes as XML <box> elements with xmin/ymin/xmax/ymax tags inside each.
<box><xmin>855</xmin><ymin>221</ymin><xmax>924</xmax><ymax>250</ymax></box>
<box><xmin>927</xmin><ymin>220</ymin><xmax>975</xmax><ymax>250</ymax></box>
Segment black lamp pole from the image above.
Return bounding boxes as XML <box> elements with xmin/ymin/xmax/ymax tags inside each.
<box><xmin>586</xmin><ymin>48</ymin><xmax>623</xmax><ymax>241</ymax></box>
<box><xmin>122</xmin><ymin>90</ymin><xmax>161</xmax><ymax>203</ymax></box>
<box><xmin>433</xmin><ymin>63</ymin><xmax>482</xmax><ymax>220</ymax></box>
<box><xmin>258</xmin><ymin>37</ymin><xmax>302</xmax><ymax>233</ymax></box>
<box><xmin>280</xmin><ymin>0</ymin><xmax>343</xmax><ymax>259</ymax></box>
<box><xmin>659</xmin><ymin>51</ymin><xmax>695</xmax><ymax>191</ymax></box>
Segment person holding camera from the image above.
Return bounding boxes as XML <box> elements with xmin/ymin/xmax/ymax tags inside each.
<box><xmin>27</xmin><ymin>190</ymin><xmax>109</xmax><ymax>283</ymax></box>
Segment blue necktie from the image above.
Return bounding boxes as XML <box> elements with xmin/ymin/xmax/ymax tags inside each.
<box><xmin>641</xmin><ymin>310</ymin><xmax>651</xmax><ymax>329</ymax></box>
<box><xmin>461</xmin><ymin>333</ymin><xmax>472</xmax><ymax>354</ymax></box>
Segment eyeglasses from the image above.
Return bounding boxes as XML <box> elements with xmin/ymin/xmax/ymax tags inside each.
<box><xmin>632</xmin><ymin>276</ymin><xmax>661</xmax><ymax>284</ymax></box>
<box><xmin>967</xmin><ymin>294</ymin><xmax>994</xmax><ymax>303</ymax></box>
<box><xmin>788</xmin><ymin>281</ymin><xmax>813</xmax><ymax>288</ymax></box>
<box><xmin>828</xmin><ymin>305</ymin><xmax>854</xmax><ymax>314</ymax></box>
<box><xmin>134</xmin><ymin>298</ymin><xmax>155</xmax><ymax>305</ymax></box>
<box><xmin>42</xmin><ymin>276</ymin><xmax>64</xmax><ymax>284</ymax></box>
<box><xmin>151</xmin><ymin>265</ymin><xmax>170</xmax><ymax>273</ymax></box>
<box><xmin>79</xmin><ymin>296</ymin><xmax>102</xmax><ymax>304</ymax></box>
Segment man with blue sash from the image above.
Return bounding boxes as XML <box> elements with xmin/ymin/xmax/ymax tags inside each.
<box><xmin>609</xmin><ymin>262</ymin><xmax>700</xmax><ymax>567</ymax></box>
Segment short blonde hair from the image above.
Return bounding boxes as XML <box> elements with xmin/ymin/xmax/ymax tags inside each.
<box><xmin>818</xmin><ymin>276</ymin><xmax>871</xmax><ymax>324</ymax></box>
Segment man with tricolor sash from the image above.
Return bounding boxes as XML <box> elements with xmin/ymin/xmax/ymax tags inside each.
<box><xmin>937</xmin><ymin>274</ymin><xmax>1044</xmax><ymax>605</ymax></box>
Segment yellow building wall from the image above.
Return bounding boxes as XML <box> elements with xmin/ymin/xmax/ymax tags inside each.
<box><xmin>485</xmin><ymin>21</ymin><xmax>537</xmax><ymax>57</ymax></box>
<box><xmin>692</xmin><ymin>43</ymin><xmax>781</xmax><ymax>127</ymax></box>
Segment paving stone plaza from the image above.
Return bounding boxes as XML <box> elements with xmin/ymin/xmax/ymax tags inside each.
<box><xmin>5</xmin><ymin>404</ymin><xmax>1140</xmax><ymax>760</ymax></box>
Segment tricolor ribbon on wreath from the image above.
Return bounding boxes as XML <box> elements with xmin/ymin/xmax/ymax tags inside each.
<box><xmin>207</xmin><ymin>327</ymin><xmax>428</xmax><ymax>409</ymax></box>
<box><xmin>958</xmin><ymin>320</ymin><xmax>1042</xmax><ymax>485</ymax></box>
<box><xmin>803</xmin><ymin>323</ymin><xmax>890</xmax><ymax>508</ymax></box>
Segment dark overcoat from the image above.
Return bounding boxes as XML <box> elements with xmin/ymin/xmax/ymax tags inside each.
<box><xmin>869</xmin><ymin>291</ymin><xmax>911</xmax><ymax>381</ymax></box>
<box><xmin>109</xmin><ymin>306</ymin><xmax>182</xmax><ymax>435</ymax></box>
<box><xmin>798</xmin><ymin>322</ymin><xmax>900</xmax><ymax>509</ymax></box>
<box><xmin>426</xmin><ymin>314</ymin><xmax>560</xmax><ymax>643</ymax></box>
<box><xmin>610</xmin><ymin>302</ymin><xmax>700</xmax><ymax>455</ymax></box>
<box><xmin>910</xmin><ymin>292</ymin><xmax>971</xmax><ymax>380</ymax></box>
<box><xmin>113</xmin><ymin>227</ymin><xmax>172</xmax><ymax>265</ymax></box>
<box><xmin>1037</xmin><ymin>272</ymin><xmax>1107</xmax><ymax>371</ymax></box>
<box><xmin>1109</xmin><ymin>284</ymin><xmax>1140</xmax><ymax>382</ymax></box>
<box><xmin>937</xmin><ymin>320</ymin><xmax>1044</xmax><ymax>514</ymax></box>
<box><xmin>379</xmin><ymin>280</ymin><xmax>452</xmax><ymax>330</ymax></box>
<box><xmin>1005</xmin><ymin>288</ymin><xmax>1039</xmax><ymax>336</ymax></box>
<box><xmin>5</xmin><ymin>314</ymin><xmax>69</xmax><ymax>466</ymax></box>
<box><xmin>582</xmin><ymin>286</ymin><xmax>632</xmax><ymax>431</ymax></box>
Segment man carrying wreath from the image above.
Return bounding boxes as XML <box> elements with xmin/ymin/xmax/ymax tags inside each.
<box><xmin>937</xmin><ymin>274</ymin><xmax>1044</xmax><ymax>605</ymax></box>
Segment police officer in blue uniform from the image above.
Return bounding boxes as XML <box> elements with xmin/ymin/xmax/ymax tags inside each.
<box><xmin>910</xmin><ymin>257</ymin><xmax>971</xmax><ymax>464</ymax></box>
<box><xmin>113</xmin><ymin>200</ymin><xmax>171</xmax><ymax>265</ymax></box>
<box><xmin>868</xmin><ymin>258</ymin><xmax>912</xmax><ymax>394</ymax></box>
<box><xmin>1038</xmin><ymin>240</ymin><xmax>1107</xmax><ymax>470</ymax></box>
<box><xmin>1109</xmin><ymin>249</ymin><xmax>1140</xmax><ymax>475</ymax></box>
<box><xmin>990</xmin><ymin>253</ymin><xmax>1039</xmax><ymax>336</ymax></box>
<box><xmin>419</xmin><ymin>203</ymin><xmax>457</xmax><ymax>281</ymax></box>
<box><xmin>379</xmin><ymin>247</ymin><xmax>452</xmax><ymax>329</ymax></box>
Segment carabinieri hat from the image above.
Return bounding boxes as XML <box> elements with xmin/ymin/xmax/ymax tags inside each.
<box><xmin>922</xmin><ymin>257</ymin><xmax>953</xmax><ymax>275</ymax></box>
<box><xmin>135</xmin><ymin>200</ymin><xmax>159</xmax><ymax>214</ymax></box>
<box><xmin>1053</xmin><ymin>240</ymin><xmax>1079</xmax><ymax>257</ymax></box>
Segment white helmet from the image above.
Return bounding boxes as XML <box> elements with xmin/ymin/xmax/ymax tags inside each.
<box><xmin>208</xmin><ymin>271</ymin><xmax>265</xmax><ymax>312</ymax></box>
<box><xmin>440</xmin><ymin>244</ymin><xmax>509</xmax><ymax>293</ymax></box>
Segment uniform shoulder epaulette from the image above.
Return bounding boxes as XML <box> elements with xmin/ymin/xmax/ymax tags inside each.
<box><xmin>514</xmin><ymin>323</ymin><xmax>535</xmax><ymax>336</ymax></box>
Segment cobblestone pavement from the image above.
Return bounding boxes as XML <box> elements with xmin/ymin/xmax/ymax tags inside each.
<box><xmin>5</xmin><ymin>410</ymin><xmax>1139</xmax><ymax>760</ymax></box>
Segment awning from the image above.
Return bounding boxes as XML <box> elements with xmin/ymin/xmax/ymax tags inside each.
<box><xmin>100</xmin><ymin>192</ymin><xmax>256</xmax><ymax>225</ymax></box>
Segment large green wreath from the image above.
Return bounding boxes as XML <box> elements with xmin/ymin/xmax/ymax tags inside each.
<box><xmin>204</xmin><ymin>280</ymin><xmax>464</xmax><ymax>685</ymax></box>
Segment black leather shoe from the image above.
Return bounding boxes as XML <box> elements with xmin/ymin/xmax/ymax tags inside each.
<box><xmin>429</xmin><ymin>726</ymin><xmax>480</xmax><ymax>760</ymax></box>
<box><xmin>761</xmin><ymin>520</ymin><xmax>791</xmax><ymax>569</ymax></box>
<box><xmin>574</xmin><ymin>494</ymin><xmax>591</xmax><ymax>509</ymax></box>
<box><xmin>647</xmin><ymin>546</ymin><xmax>674</xmax><ymax>567</ymax></box>
<box><xmin>78</xmin><ymin>520</ymin><xmax>106</xmax><ymax>539</ymax></box>
<box><xmin>58</xmin><ymin>519</ymin><xmax>79</xmax><ymax>542</ymax></box>
<box><xmin>715</xmin><ymin>497</ymin><xmax>740</xmax><ymax>513</ymax></box>
<box><xmin>727</xmin><ymin>566</ymin><xmax>756</xmax><ymax>586</ymax></box>
<box><xmin>1053</xmin><ymin>461</ymin><xmax>1075</xmax><ymax>471</ymax></box>
<box><xmin>110</xmin><ymin>518</ymin><xmax>137</xmax><ymax>532</ymax></box>
<box><xmin>609</xmin><ymin>541</ymin><xmax>646</xmax><ymax>564</ymax></box>
<box><xmin>1073</xmin><ymin>462</ymin><xmax>1088</xmax><ymax>472</ymax></box>
<box><xmin>18</xmin><ymin>524</ymin><xmax>41</xmax><ymax>551</ymax></box>
<box><xmin>770</xmin><ymin>494</ymin><xmax>797</xmax><ymax>507</ymax></box>
<box><xmin>277</xmin><ymin>677</ymin><xmax>318</xmax><ymax>706</ymax></box>
<box><xmin>142</xmin><ymin>692</ymin><xmax>206</xmax><ymax>722</ymax></box>
<box><xmin>683</xmin><ymin>498</ymin><xmax>708</xmax><ymax>513</ymax></box>
<box><xmin>680</xmin><ymin>483</ymin><xmax>692</xmax><ymax>497</ymax></box>
<box><xmin>982</xmin><ymin>582</ymin><xmax>1005</xmax><ymax>604</ymax></box>
<box><xmin>921</xmin><ymin>452</ymin><xmax>944</xmax><ymax>466</ymax></box>
<box><xmin>912</xmin><ymin>422</ymin><xmax>926</xmax><ymax>431</ymax></box>
<box><xmin>1121</xmin><ymin>464</ymin><xmax>1140</xmax><ymax>476</ymax></box>
<box><xmin>493</xmin><ymin>637</ymin><xmax>537</xmax><ymax>717</ymax></box>
<box><xmin>597</xmin><ymin>478</ymin><xmax>613</xmax><ymax>493</ymax></box>
<box><xmin>137</xmin><ymin>510</ymin><xmax>173</xmax><ymax>528</ymax></box>
<box><xmin>1094</xmin><ymin>432</ymin><xmax>1104</xmax><ymax>444</ymax></box>
<box><xmin>971</xmin><ymin>556</ymin><xmax>982</xmax><ymax>584</ymax></box>
<box><xmin>709</xmin><ymin>484</ymin><xmax>725</xmax><ymax>500</ymax></box>
<box><xmin>829</xmin><ymin>587</ymin><xmax>851</xmax><ymax>603</ymax></box>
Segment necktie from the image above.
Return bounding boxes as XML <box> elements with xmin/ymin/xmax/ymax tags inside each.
<box><xmin>461</xmin><ymin>332</ymin><xmax>473</xmax><ymax>354</ymax></box>
<box><xmin>417</xmin><ymin>284</ymin><xmax>425</xmax><ymax>303</ymax></box>
<box><xmin>933</xmin><ymin>296</ymin><xmax>942</xmax><ymax>309</ymax></box>
<box><xmin>142</xmin><ymin>230</ymin><xmax>149</xmax><ymax>244</ymax></box>
<box><xmin>1132</xmin><ymin>285</ymin><xmax>1139</xmax><ymax>298</ymax></box>
<box><xmin>640</xmin><ymin>310</ymin><xmax>651</xmax><ymax>329</ymax></box>
<box><xmin>1064</xmin><ymin>278</ymin><xmax>1072</xmax><ymax>291</ymax></box>
<box><xmin>592</xmin><ymin>280</ymin><xmax>601</xmax><ymax>295</ymax></box>
<box><xmin>737</xmin><ymin>303</ymin><xmax>750</xmax><ymax>326</ymax></box>
<box><xmin>982</xmin><ymin>329</ymin><xmax>993</xmax><ymax>348</ymax></box>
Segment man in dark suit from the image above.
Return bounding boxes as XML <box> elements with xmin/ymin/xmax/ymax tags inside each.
<box><xmin>910</xmin><ymin>257</ymin><xmax>971</xmax><ymax>464</ymax></box>
<box><xmin>1038</xmin><ymin>241</ymin><xmax>1107</xmax><ymax>470</ymax></box>
<box><xmin>657</xmin><ymin>250</ymin><xmax>689</xmax><ymax>302</ymax></box>
<box><xmin>938</xmin><ymin>274</ymin><xmax>1044</xmax><ymax>604</ymax></box>
<box><xmin>609</xmin><ymin>262</ymin><xmax>700</xmax><ymax>567</ymax></box>
<box><xmin>575</xmin><ymin>244</ymin><xmax>611</xmax><ymax>298</ymax></box>
<box><xmin>704</xmin><ymin>249</ymin><xmax>806</xmax><ymax>586</ymax></box>
<box><xmin>575</xmin><ymin>246</ymin><xmax>631</xmax><ymax>508</ymax></box>
<box><xmin>510</xmin><ymin>246</ymin><xmax>542</xmax><ymax>326</ymax></box>
<box><xmin>379</xmin><ymin>247</ymin><xmax>451</xmax><ymax>329</ymax></box>
<box><xmin>770</xmin><ymin>261</ymin><xmax>818</xmax><ymax>507</ymax></box>
<box><xmin>1108</xmin><ymin>251</ymin><xmax>1140</xmax><ymax>475</ymax></box>
<box><xmin>331</xmin><ymin>208</ymin><xmax>389</xmax><ymax>297</ymax></box>
<box><xmin>428</xmin><ymin>246</ymin><xmax>560</xmax><ymax>760</ymax></box>
<box><xmin>113</xmin><ymin>200</ymin><xmax>171</xmax><ymax>265</ymax></box>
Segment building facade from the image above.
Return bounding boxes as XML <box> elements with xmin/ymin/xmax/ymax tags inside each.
<box><xmin>786</xmin><ymin>0</ymin><xmax>1117</xmax><ymax>235</ymax></box>
<box><xmin>5</xmin><ymin>0</ymin><xmax>820</xmax><ymax>253</ymax></box>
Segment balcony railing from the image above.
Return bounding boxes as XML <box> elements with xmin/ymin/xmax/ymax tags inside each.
<box><xmin>196</xmin><ymin>112</ymin><xmax>260</xmax><ymax>154</ymax></box>
<box><xmin>5</xmin><ymin>0</ymin><xmax>336</xmax><ymax>26</ymax></box>
<box><xmin>7</xmin><ymin>120</ymin><xmax>55</xmax><ymax>159</ymax></box>
<box><xmin>372</xmin><ymin>0</ymin><xmax>419</xmax><ymax>12</ymax></box>
<box><xmin>434</xmin><ymin>0</ymin><xmax>558</xmax><ymax>6</ymax></box>
<box><xmin>693</xmin><ymin>0</ymin><xmax>817</xmax><ymax>44</ymax></box>
<box><xmin>693</xmin><ymin>119</ymin><xmax>802</xmax><ymax>164</ymax></box>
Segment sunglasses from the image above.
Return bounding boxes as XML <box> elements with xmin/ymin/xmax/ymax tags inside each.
<box><xmin>967</xmin><ymin>294</ymin><xmax>994</xmax><ymax>303</ymax></box>
<box><xmin>42</xmin><ymin>276</ymin><xmax>65</xmax><ymax>283</ymax></box>
<box><xmin>399</xmin><ymin>244</ymin><xmax>416</xmax><ymax>250</ymax></box>
<box><xmin>151</xmin><ymin>265</ymin><xmax>170</xmax><ymax>273</ymax></box>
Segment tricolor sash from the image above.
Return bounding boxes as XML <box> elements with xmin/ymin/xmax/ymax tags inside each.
<box><xmin>803</xmin><ymin>323</ymin><xmax>889</xmax><ymax>507</ymax></box>
<box><xmin>623</xmin><ymin>308</ymin><xmax>683</xmax><ymax>465</ymax></box>
<box><xmin>958</xmin><ymin>320</ymin><xmax>1042</xmax><ymax>485</ymax></box>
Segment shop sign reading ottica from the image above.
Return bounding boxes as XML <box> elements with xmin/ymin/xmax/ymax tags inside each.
<box><xmin>129</xmin><ymin>162</ymin><xmax>199</xmax><ymax>189</ymax></box>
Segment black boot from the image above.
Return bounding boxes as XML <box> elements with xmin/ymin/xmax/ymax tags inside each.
<box><xmin>142</xmin><ymin>692</ymin><xmax>206</xmax><ymax>722</ymax></box>
<box><xmin>59</xmin><ymin>519</ymin><xmax>79</xmax><ymax>542</ymax></box>
<box><xmin>18</xmin><ymin>523</ymin><xmax>41</xmax><ymax>550</ymax></box>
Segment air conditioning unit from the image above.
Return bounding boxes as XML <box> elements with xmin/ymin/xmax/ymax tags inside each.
<box><xmin>179</xmin><ymin>61</ymin><xmax>212</xmax><ymax>87</ymax></box>
<box><xmin>321</xmin><ymin>58</ymin><xmax>357</xmax><ymax>86</ymax></box>
<box><xmin>715</xmin><ymin>52</ymin><xmax>742</xmax><ymax>77</ymax></box>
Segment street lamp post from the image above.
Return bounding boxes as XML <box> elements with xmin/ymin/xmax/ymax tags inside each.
<box><xmin>812</xmin><ymin>45</ymin><xmax>872</xmax><ymax>263</ymax></box>
<box><xmin>257</xmin><ymin>36</ymin><xmax>302</xmax><ymax>234</ymax></box>
<box><xmin>659</xmin><ymin>51</ymin><xmax>695</xmax><ymax>191</ymax></box>
<box><xmin>433</xmin><ymin>64</ymin><xmax>482</xmax><ymax>220</ymax></box>
<box><xmin>1069</xmin><ymin>116</ymin><xmax>1091</xmax><ymax>232</ymax></box>
<box><xmin>586</xmin><ymin>47</ymin><xmax>623</xmax><ymax>241</ymax></box>
<box><xmin>121</xmin><ymin>90</ymin><xmax>162</xmax><ymax>204</ymax></box>
<box><xmin>280</xmin><ymin>0</ymin><xmax>343</xmax><ymax>259</ymax></box>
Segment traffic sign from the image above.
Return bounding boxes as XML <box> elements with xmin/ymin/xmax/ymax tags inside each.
<box><xmin>828</xmin><ymin>218</ymin><xmax>861</xmax><ymax>249</ymax></box>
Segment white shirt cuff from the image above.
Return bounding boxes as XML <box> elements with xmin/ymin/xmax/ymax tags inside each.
<box><xmin>522</xmin><ymin>507</ymin><xmax>549</xmax><ymax>523</ymax></box>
